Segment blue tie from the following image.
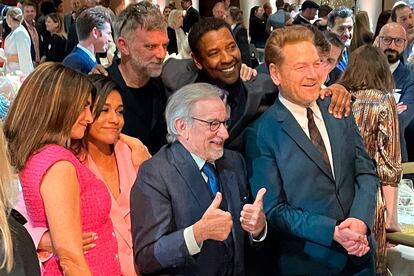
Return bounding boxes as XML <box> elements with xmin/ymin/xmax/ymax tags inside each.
<box><xmin>202</xmin><ymin>162</ymin><xmax>219</xmax><ymax>195</ymax></box>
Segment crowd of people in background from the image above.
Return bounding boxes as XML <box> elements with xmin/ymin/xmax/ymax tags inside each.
<box><xmin>0</xmin><ymin>0</ymin><xmax>413</xmax><ymax>275</ymax></box>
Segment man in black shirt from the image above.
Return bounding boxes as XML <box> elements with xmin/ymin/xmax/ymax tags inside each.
<box><xmin>110</xmin><ymin>2</ymin><xmax>168</xmax><ymax>154</ymax></box>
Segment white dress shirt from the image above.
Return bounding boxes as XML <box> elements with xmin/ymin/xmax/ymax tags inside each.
<box><xmin>279</xmin><ymin>93</ymin><xmax>335</xmax><ymax>177</ymax></box>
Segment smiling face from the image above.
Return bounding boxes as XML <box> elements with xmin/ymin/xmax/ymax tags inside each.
<box><xmin>193</xmin><ymin>27</ymin><xmax>241</xmax><ymax>86</ymax></box>
<box><xmin>95</xmin><ymin>22</ymin><xmax>113</xmax><ymax>53</ymax></box>
<box><xmin>70</xmin><ymin>95</ymin><xmax>93</xmax><ymax>139</ymax></box>
<box><xmin>269</xmin><ymin>41</ymin><xmax>322</xmax><ymax>107</ymax></box>
<box><xmin>45</xmin><ymin>16</ymin><xmax>59</xmax><ymax>33</ymax></box>
<box><xmin>23</xmin><ymin>5</ymin><xmax>36</xmax><ymax>23</ymax></box>
<box><xmin>330</xmin><ymin>16</ymin><xmax>353</xmax><ymax>46</ymax></box>
<box><xmin>395</xmin><ymin>6</ymin><xmax>414</xmax><ymax>36</ymax></box>
<box><xmin>177</xmin><ymin>97</ymin><xmax>229</xmax><ymax>162</ymax></box>
<box><xmin>89</xmin><ymin>90</ymin><xmax>124</xmax><ymax>146</ymax></box>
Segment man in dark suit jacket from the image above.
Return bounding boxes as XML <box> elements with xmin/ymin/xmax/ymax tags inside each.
<box><xmin>162</xmin><ymin>18</ymin><xmax>277</xmax><ymax>152</ymax></box>
<box><xmin>131</xmin><ymin>82</ymin><xmax>267</xmax><ymax>275</ymax></box>
<box><xmin>244</xmin><ymin>25</ymin><xmax>378</xmax><ymax>275</ymax></box>
<box><xmin>375</xmin><ymin>22</ymin><xmax>414</xmax><ymax>161</ymax></box>
<box><xmin>22</xmin><ymin>2</ymin><xmax>44</xmax><ymax>66</ymax></box>
<box><xmin>63</xmin><ymin>6</ymin><xmax>112</xmax><ymax>74</ymax></box>
<box><xmin>181</xmin><ymin>0</ymin><xmax>200</xmax><ymax>33</ymax></box>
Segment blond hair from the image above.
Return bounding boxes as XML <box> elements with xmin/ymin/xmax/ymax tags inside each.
<box><xmin>6</xmin><ymin>7</ymin><xmax>23</xmax><ymax>23</ymax></box>
<box><xmin>4</xmin><ymin>62</ymin><xmax>95</xmax><ymax>171</ymax></box>
<box><xmin>0</xmin><ymin>124</ymin><xmax>17</xmax><ymax>272</ymax></box>
<box><xmin>265</xmin><ymin>25</ymin><xmax>314</xmax><ymax>67</ymax></box>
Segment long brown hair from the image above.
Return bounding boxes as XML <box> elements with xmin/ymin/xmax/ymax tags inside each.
<box><xmin>3</xmin><ymin>62</ymin><xmax>95</xmax><ymax>171</ymax></box>
<box><xmin>46</xmin><ymin>13</ymin><xmax>67</xmax><ymax>39</ymax></box>
<box><xmin>339</xmin><ymin>44</ymin><xmax>394</xmax><ymax>92</ymax></box>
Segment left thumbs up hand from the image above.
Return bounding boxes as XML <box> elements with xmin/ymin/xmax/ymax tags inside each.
<box><xmin>240</xmin><ymin>188</ymin><xmax>266</xmax><ymax>238</ymax></box>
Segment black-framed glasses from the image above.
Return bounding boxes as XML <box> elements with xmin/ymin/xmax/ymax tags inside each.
<box><xmin>380</xmin><ymin>36</ymin><xmax>406</xmax><ymax>47</ymax></box>
<box><xmin>191</xmin><ymin>117</ymin><xmax>230</xmax><ymax>131</ymax></box>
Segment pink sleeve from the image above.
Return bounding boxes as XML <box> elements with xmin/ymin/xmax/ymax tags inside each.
<box><xmin>15</xmin><ymin>191</ymin><xmax>53</xmax><ymax>262</ymax></box>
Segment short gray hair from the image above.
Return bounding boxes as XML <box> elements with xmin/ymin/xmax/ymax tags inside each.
<box><xmin>165</xmin><ymin>83</ymin><xmax>227</xmax><ymax>143</ymax></box>
<box><xmin>113</xmin><ymin>2</ymin><xmax>167</xmax><ymax>41</ymax></box>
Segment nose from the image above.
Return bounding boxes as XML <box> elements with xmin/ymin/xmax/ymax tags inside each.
<box><xmin>220</xmin><ymin>50</ymin><xmax>233</xmax><ymax>64</ymax></box>
<box><xmin>344</xmin><ymin>28</ymin><xmax>350</xmax><ymax>39</ymax></box>
<box><xmin>85</xmin><ymin>108</ymin><xmax>93</xmax><ymax>124</ymax></box>
<box><xmin>216</xmin><ymin>122</ymin><xmax>229</xmax><ymax>140</ymax></box>
<box><xmin>109</xmin><ymin>110</ymin><xmax>120</xmax><ymax>124</ymax></box>
<box><xmin>306</xmin><ymin>65</ymin><xmax>318</xmax><ymax>79</ymax></box>
<box><xmin>155</xmin><ymin>45</ymin><xmax>166</xmax><ymax>60</ymax></box>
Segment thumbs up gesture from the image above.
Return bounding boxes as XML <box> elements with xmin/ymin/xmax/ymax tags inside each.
<box><xmin>193</xmin><ymin>192</ymin><xmax>233</xmax><ymax>245</ymax></box>
<box><xmin>240</xmin><ymin>188</ymin><xmax>267</xmax><ymax>238</ymax></box>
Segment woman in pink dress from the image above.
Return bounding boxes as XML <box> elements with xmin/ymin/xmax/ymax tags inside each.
<box><xmin>81</xmin><ymin>74</ymin><xmax>150</xmax><ymax>275</ymax></box>
<box><xmin>3</xmin><ymin>63</ymin><xmax>121</xmax><ymax>275</ymax></box>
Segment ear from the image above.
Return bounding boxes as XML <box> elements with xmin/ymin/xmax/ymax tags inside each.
<box><xmin>373</xmin><ymin>36</ymin><xmax>379</xmax><ymax>47</ymax></box>
<box><xmin>191</xmin><ymin>52</ymin><xmax>203</xmax><ymax>70</ymax></box>
<box><xmin>269</xmin><ymin>63</ymin><xmax>282</xmax><ymax>86</ymax></box>
<box><xmin>91</xmin><ymin>27</ymin><xmax>99</xmax><ymax>39</ymax></box>
<box><xmin>175</xmin><ymin>118</ymin><xmax>189</xmax><ymax>139</ymax></box>
<box><xmin>116</xmin><ymin>37</ymin><xmax>129</xmax><ymax>56</ymax></box>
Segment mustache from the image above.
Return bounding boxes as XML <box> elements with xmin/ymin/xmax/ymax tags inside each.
<box><xmin>384</xmin><ymin>49</ymin><xmax>399</xmax><ymax>55</ymax></box>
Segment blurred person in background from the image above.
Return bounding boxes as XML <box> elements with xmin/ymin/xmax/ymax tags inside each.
<box><xmin>64</xmin><ymin>0</ymin><xmax>83</xmax><ymax>33</ymax></box>
<box><xmin>22</xmin><ymin>1</ymin><xmax>44</xmax><ymax>67</ymax></box>
<box><xmin>0</xmin><ymin>7</ymin><xmax>33</xmax><ymax>75</ymax></box>
<box><xmin>339</xmin><ymin>45</ymin><xmax>402</xmax><ymax>275</ymax></box>
<box><xmin>226</xmin><ymin>6</ymin><xmax>251</xmax><ymax>66</ymax></box>
<box><xmin>212</xmin><ymin>1</ymin><xmax>227</xmax><ymax>20</ymax></box>
<box><xmin>249</xmin><ymin>6</ymin><xmax>268</xmax><ymax>49</ymax></box>
<box><xmin>0</xmin><ymin>125</ymin><xmax>40</xmax><ymax>275</ymax></box>
<box><xmin>350</xmin><ymin>11</ymin><xmax>374</xmax><ymax>53</ymax></box>
<box><xmin>313</xmin><ymin>4</ymin><xmax>332</xmax><ymax>31</ymax></box>
<box><xmin>167</xmin><ymin>9</ymin><xmax>186</xmax><ymax>56</ymax></box>
<box><xmin>374</xmin><ymin>10</ymin><xmax>391</xmax><ymax>39</ymax></box>
<box><xmin>42</xmin><ymin>13</ymin><xmax>67</xmax><ymax>62</ymax></box>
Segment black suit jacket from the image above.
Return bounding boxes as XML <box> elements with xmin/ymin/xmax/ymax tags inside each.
<box><xmin>161</xmin><ymin>58</ymin><xmax>277</xmax><ymax>152</ymax></box>
<box><xmin>183</xmin><ymin>6</ymin><xmax>200</xmax><ymax>33</ymax></box>
<box><xmin>131</xmin><ymin>141</ymin><xmax>251</xmax><ymax>275</ymax></box>
<box><xmin>21</xmin><ymin>21</ymin><xmax>44</xmax><ymax>62</ymax></box>
<box><xmin>232</xmin><ymin>24</ymin><xmax>251</xmax><ymax>67</ymax></box>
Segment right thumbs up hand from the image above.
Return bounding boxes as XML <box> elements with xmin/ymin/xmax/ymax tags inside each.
<box><xmin>193</xmin><ymin>192</ymin><xmax>233</xmax><ymax>245</ymax></box>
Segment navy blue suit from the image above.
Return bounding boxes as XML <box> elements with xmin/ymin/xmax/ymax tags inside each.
<box><xmin>393</xmin><ymin>62</ymin><xmax>414</xmax><ymax>161</ymax></box>
<box><xmin>244</xmin><ymin>97</ymin><xmax>378</xmax><ymax>275</ymax></box>
<box><xmin>131</xmin><ymin>142</ymin><xmax>251</xmax><ymax>275</ymax></box>
<box><xmin>62</xmin><ymin>46</ymin><xmax>96</xmax><ymax>74</ymax></box>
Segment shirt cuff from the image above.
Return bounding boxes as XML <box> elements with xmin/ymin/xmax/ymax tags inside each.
<box><xmin>184</xmin><ymin>225</ymin><xmax>202</xmax><ymax>255</ymax></box>
<box><xmin>250</xmin><ymin>221</ymin><xmax>267</xmax><ymax>242</ymax></box>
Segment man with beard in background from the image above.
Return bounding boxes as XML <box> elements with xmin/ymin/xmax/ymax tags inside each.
<box><xmin>375</xmin><ymin>22</ymin><xmax>414</xmax><ymax>161</ymax></box>
<box><xmin>391</xmin><ymin>2</ymin><xmax>414</xmax><ymax>63</ymax></box>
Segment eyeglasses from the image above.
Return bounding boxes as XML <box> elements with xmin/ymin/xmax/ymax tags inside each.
<box><xmin>118</xmin><ymin>4</ymin><xmax>149</xmax><ymax>37</ymax></box>
<box><xmin>380</xmin><ymin>36</ymin><xmax>406</xmax><ymax>47</ymax></box>
<box><xmin>191</xmin><ymin>117</ymin><xmax>230</xmax><ymax>131</ymax></box>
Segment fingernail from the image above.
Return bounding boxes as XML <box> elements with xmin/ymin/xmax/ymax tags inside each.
<box><xmin>91</xmin><ymin>243</ymin><xmax>96</xmax><ymax>248</ymax></box>
<box><xmin>94</xmin><ymin>235</ymin><xmax>98</xmax><ymax>240</ymax></box>
<box><xmin>84</xmin><ymin>251</ymin><xmax>89</xmax><ymax>254</ymax></box>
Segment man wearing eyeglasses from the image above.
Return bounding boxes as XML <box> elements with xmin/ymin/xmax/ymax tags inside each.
<box><xmin>130</xmin><ymin>82</ymin><xmax>267</xmax><ymax>275</ymax></box>
<box><xmin>375</xmin><ymin>22</ymin><xmax>414</xmax><ymax>162</ymax></box>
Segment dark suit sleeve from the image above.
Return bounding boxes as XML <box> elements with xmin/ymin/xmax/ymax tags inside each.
<box><xmin>130</xmin><ymin>160</ymin><xmax>190</xmax><ymax>274</ymax></box>
<box><xmin>244</xmin><ymin>125</ymin><xmax>338</xmax><ymax>247</ymax></box>
<box><xmin>399</xmin><ymin>76</ymin><xmax>414</xmax><ymax>131</ymax></box>
<box><xmin>183</xmin><ymin>8</ymin><xmax>200</xmax><ymax>33</ymax></box>
<box><xmin>347</xmin><ymin>114</ymin><xmax>379</xmax><ymax>230</ymax></box>
<box><xmin>234</xmin><ymin>26</ymin><xmax>251</xmax><ymax>67</ymax></box>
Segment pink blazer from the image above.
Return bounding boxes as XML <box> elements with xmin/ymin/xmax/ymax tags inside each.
<box><xmin>86</xmin><ymin>140</ymin><xmax>147</xmax><ymax>276</ymax></box>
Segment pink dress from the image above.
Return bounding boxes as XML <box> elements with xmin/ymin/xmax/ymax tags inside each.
<box><xmin>86</xmin><ymin>141</ymin><xmax>138</xmax><ymax>276</ymax></box>
<box><xmin>19</xmin><ymin>144</ymin><xmax>121</xmax><ymax>275</ymax></box>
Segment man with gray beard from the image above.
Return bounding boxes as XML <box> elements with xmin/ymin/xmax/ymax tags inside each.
<box><xmin>108</xmin><ymin>2</ymin><xmax>169</xmax><ymax>154</ymax></box>
<box><xmin>375</xmin><ymin>22</ymin><xmax>414</xmax><ymax>161</ymax></box>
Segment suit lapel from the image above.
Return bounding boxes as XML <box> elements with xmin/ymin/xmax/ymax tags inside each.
<box><xmin>170</xmin><ymin>142</ymin><xmax>213</xmax><ymax>209</ymax></box>
<box><xmin>275</xmin><ymin>99</ymin><xmax>334</xmax><ymax>181</ymax></box>
<box><xmin>318</xmin><ymin>100</ymin><xmax>342</xmax><ymax>185</ymax></box>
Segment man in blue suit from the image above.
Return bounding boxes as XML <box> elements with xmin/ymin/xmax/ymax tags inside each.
<box><xmin>244</xmin><ymin>25</ymin><xmax>378</xmax><ymax>275</ymax></box>
<box><xmin>376</xmin><ymin>22</ymin><xmax>414</xmax><ymax>161</ymax></box>
<box><xmin>131</xmin><ymin>83</ymin><xmax>267</xmax><ymax>275</ymax></box>
<box><xmin>63</xmin><ymin>6</ymin><xmax>112</xmax><ymax>74</ymax></box>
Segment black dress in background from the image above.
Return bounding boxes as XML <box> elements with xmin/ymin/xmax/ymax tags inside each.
<box><xmin>46</xmin><ymin>34</ymin><xmax>67</xmax><ymax>62</ymax></box>
<box><xmin>0</xmin><ymin>209</ymin><xmax>40</xmax><ymax>276</ymax></box>
<box><xmin>249</xmin><ymin>15</ymin><xmax>268</xmax><ymax>49</ymax></box>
